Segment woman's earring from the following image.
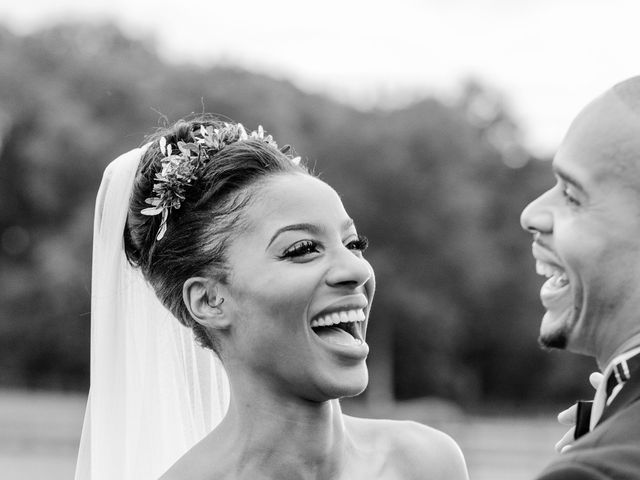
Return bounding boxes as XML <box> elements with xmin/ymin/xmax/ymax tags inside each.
<box><xmin>208</xmin><ymin>297</ymin><xmax>224</xmax><ymax>309</ymax></box>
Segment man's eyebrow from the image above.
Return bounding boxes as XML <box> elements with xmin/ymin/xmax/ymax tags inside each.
<box><xmin>553</xmin><ymin>165</ymin><xmax>585</xmax><ymax>192</ymax></box>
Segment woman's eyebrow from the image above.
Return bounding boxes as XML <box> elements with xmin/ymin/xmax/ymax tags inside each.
<box><xmin>267</xmin><ymin>223</ymin><xmax>321</xmax><ymax>248</ymax></box>
<box><xmin>267</xmin><ymin>218</ymin><xmax>356</xmax><ymax>248</ymax></box>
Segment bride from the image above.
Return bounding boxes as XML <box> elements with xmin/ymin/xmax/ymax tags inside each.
<box><xmin>75</xmin><ymin>116</ymin><xmax>469</xmax><ymax>479</ymax></box>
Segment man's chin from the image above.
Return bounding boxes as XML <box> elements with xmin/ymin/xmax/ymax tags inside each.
<box><xmin>538</xmin><ymin>310</ymin><xmax>572</xmax><ymax>350</ymax></box>
<box><xmin>538</xmin><ymin>331</ymin><xmax>568</xmax><ymax>350</ymax></box>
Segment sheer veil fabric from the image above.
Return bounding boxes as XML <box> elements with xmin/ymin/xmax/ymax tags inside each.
<box><xmin>75</xmin><ymin>147</ymin><xmax>230</xmax><ymax>480</ymax></box>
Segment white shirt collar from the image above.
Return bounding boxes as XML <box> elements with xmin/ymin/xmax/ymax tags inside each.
<box><xmin>590</xmin><ymin>345</ymin><xmax>640</xmax><ymax>430</ymax></box>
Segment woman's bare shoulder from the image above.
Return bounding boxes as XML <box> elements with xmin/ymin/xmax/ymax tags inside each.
<box><xmin>159</xmin><ymin>450</ymin><xmax>208</xmax><ymax>480</ymax></box>
<box><xmin>344</xmin><ymin>415</ymin><xmax>469</xmax><ymax>480</ymax></box>
<box><xmin>159</xmin><ymin>460</ymin><xmax>191</xmax><ymax>480</ymax></box>
<box><xmin>159</xmin><ymin>432</ymin><xmax>227</xmax><ymax>480</ymax></box>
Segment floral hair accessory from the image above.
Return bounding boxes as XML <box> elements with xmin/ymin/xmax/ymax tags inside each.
<box><xmin>141</xmin><ymin>123</ymin><xmax>301</xmax><ymax>241</ymax></box>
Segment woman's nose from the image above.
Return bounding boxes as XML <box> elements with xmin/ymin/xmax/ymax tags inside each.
<box><xmin>520</xmin><ymin>190</ymin><xmax>553</xmax><ymax>235</ymax></box>
<box><xmin>326</xmin><ymin>248</ymin><xmax>373</xmax><ymax>289</ymax></box>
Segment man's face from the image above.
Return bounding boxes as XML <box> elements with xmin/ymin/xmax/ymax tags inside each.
<box><xmin>520</xmin><ymin>91</ymin><xmax>640</xmax><ymax>362</ymax></box>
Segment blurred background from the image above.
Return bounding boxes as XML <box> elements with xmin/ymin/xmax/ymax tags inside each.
<box><xmin>0</xmin><ymin>0</ymin><xmax>638</xmax><ymax>478</ymax></box>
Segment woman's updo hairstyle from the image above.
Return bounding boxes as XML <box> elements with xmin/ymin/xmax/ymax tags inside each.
<box><xmin>124</xmin><ymin>115</ymin><xmax>309</xmax><ymax>353</ymax></box>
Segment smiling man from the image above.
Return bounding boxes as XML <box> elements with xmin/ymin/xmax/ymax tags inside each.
<box><xmin>521</xmin><ymin>76</ymin><xmax>640</xmax><ymax>480</ymax></box>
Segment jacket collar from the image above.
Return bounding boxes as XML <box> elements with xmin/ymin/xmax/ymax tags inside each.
<box><xmin>598</xmin><ymin>352</ymin><xmax>640</xmax><ymax>425</ymax></box>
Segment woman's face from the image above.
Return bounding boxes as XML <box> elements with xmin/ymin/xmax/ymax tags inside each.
<box><xmin>219</xmin><ymin>173</ymin><xmax>375</xmax><ymax>401</ymax></box>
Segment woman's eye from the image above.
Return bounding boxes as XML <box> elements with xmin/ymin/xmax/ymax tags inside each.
<box><xmin>346</xmin><ymin>235</ymin><xmax>369</xmax><ymax>253</ymax></box>
<box><xmin>281</xmin><ymin>240</ymin><xmax>320</xmax><ymax>259</ymax></box>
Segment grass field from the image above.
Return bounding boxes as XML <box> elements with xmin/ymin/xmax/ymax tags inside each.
<box><xmin>0</xmin><ymin>390</ymin><xmax>565</xmax><ymax>479</ymax></box>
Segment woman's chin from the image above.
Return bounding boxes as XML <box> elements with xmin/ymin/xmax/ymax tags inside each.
<box><xmin>315</xmin><ymin>366</ymin><xmax>369</xmax><ymax>400</ymax></box>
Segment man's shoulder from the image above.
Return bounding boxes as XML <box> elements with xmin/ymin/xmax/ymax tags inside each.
<box><xmin>536</xmin><ymin>461</ymin><xmax>611</xmax><ymax>480</ymax></box>
<box><xmin>536</xmin><ymin>444</ymin><xmax>640</xmax><ymax>480</ymax></box>
<box><xmin>535</xmin><ymin>405</ymin><xmax>640</xmax><ymax>480</ymax></box>
<box><xmin>580</xmin><ymin>394</ymin><xmax>640</xmax><ymax>446</ymax></box>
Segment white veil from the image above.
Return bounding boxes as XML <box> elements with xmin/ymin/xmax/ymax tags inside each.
<box><xmin>75</xmin><ymin>146</ymin><xmax>230</xmax><ymax>480</ymax></box>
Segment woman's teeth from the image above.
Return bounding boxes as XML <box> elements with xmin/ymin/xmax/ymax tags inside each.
<box><xmin>536</xmin><ymin>261</ymin><xmax>569</xmax><ymax>287</ymax></box>
<box><xmin>310</xmin><ymin>309</ymin><xmax>364</xmax><ymax>328</ymax></box>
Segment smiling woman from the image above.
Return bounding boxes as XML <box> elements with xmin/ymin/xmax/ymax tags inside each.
<box><xmin>75</xmin><ymin>115</ymin><xmax>469</xmax><ymax>480</ymax></box>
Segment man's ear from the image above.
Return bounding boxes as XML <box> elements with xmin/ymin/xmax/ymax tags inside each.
<box><xmin>183</xmin><ymin>277</ymin><xmax>230</xmax><ymax>330</ymax></box>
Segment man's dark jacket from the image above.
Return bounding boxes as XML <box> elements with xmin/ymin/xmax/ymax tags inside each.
<box><xmin>536</xmin><ymin>360</ymin><xmax>640</xmax><ymax>480</ymax></box>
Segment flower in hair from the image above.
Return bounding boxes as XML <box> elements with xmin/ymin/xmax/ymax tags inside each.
<box><xmin>141</xmin><ymin>123</ymin><xmax>300</xmax><ymax>240</ymax></box>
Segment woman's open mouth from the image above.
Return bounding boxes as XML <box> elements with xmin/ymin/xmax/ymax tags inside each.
<box><xmin>310</xmin><ymin>309</ymin><xmax>365</xmax><ymax>347</ymax></box>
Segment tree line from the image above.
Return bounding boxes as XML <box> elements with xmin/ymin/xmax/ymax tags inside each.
<box><xmin>0</xmin><ymin>22</ymin><xmax>595</xmax><ymax>408</ymax></box>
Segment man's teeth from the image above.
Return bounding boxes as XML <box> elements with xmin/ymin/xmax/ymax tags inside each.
<box><xmin>310</xmin><ymin>309</ymin><xmax>365</xmax><ymax>328</ymax></box>
<box><xmin>535</xmin><ymin>261</ymin><xmax>569</xmax><ymax>287</ymax></box>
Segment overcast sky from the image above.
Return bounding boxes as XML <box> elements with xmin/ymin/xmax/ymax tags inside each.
<box><xmin>1</xmin><ymin>0</ymin><xmax>638</xmax><ymax>156</ymax></box>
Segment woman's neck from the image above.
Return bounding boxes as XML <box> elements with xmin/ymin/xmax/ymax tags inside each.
<box><xmin>210</xmin><ymin>378</ymin><xmax>353</xmax><ymax>479</ymax></box>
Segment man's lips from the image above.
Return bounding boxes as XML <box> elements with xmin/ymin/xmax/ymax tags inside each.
<box><xmin>531</xmin><ymin>242</ymin><xmax>571</xmax><ymax>307</ymax></box>
<box><xmin>531</xmin><ymin>242</ymin><xmax>560</xmax><ymax>266</ymax></box>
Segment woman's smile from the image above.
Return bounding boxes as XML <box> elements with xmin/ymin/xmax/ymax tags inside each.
<box><xmin>219</xmin><ymin>173</ymin><xmax>375</xmax><ymax>399</ymax></box>
<box><xmin>309</xmin><ymin>294</ymin><xmax>369</xmax><ymax>357</ymax></box>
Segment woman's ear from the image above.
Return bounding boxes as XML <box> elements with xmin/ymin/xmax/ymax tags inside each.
<box><xmin>183</xmin><ymin>277</ymin><xmax>230</xmax><ymax>330</ymax></box>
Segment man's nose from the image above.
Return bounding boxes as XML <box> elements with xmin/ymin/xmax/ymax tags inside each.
<box><xmin>520</xmin><ymin>190</ymin><xmax>553</xmax><ymax>235</ymax></box>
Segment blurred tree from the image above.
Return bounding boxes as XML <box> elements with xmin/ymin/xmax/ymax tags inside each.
<box><xmin>0</xmin><ymin>23</ymin><xmax>595</xmax><ymax>406</ymax></box>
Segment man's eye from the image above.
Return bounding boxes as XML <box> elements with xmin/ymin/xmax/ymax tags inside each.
<box><xmin>281</xmin><ymin>240</ymin><xmax>320</xmax><ymax>259</ymax></box>
<box><xmin>562</xmin><ymin>186</ymin><xmax>580</xmax><ymax>206</ymax></box>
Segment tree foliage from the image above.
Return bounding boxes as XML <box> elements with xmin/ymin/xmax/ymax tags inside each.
<box><xmin>0</xmin><ymin>23</ymin><xmax>594</xmax><ymax>406</ymax></box>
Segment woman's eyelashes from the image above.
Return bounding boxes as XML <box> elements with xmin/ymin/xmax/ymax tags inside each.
<box><xmin>347</xmin><ymin>235</ymin><xmax>368</xmax><ymax>253</ymax></box>
<box><xmin>280</xmin><ymin>235</ymin><xmax>369</xmax><ymax>261</ymax></box>
<box><xmin>281</xmin><ymin>240</ymin><xmax>320</xmax><ymax>259</ymax></box>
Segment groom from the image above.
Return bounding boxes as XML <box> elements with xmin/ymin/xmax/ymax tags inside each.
<box><xmin>520</xmin><ymin>76</ymin><xmax>640</xmax><ymax>480</ymax></box>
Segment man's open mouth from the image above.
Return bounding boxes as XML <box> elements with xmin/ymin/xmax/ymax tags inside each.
<box><xmin>536</xmin><ymin>260</ymin><xmax>570</xmax><ymax>304</ymax></box>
